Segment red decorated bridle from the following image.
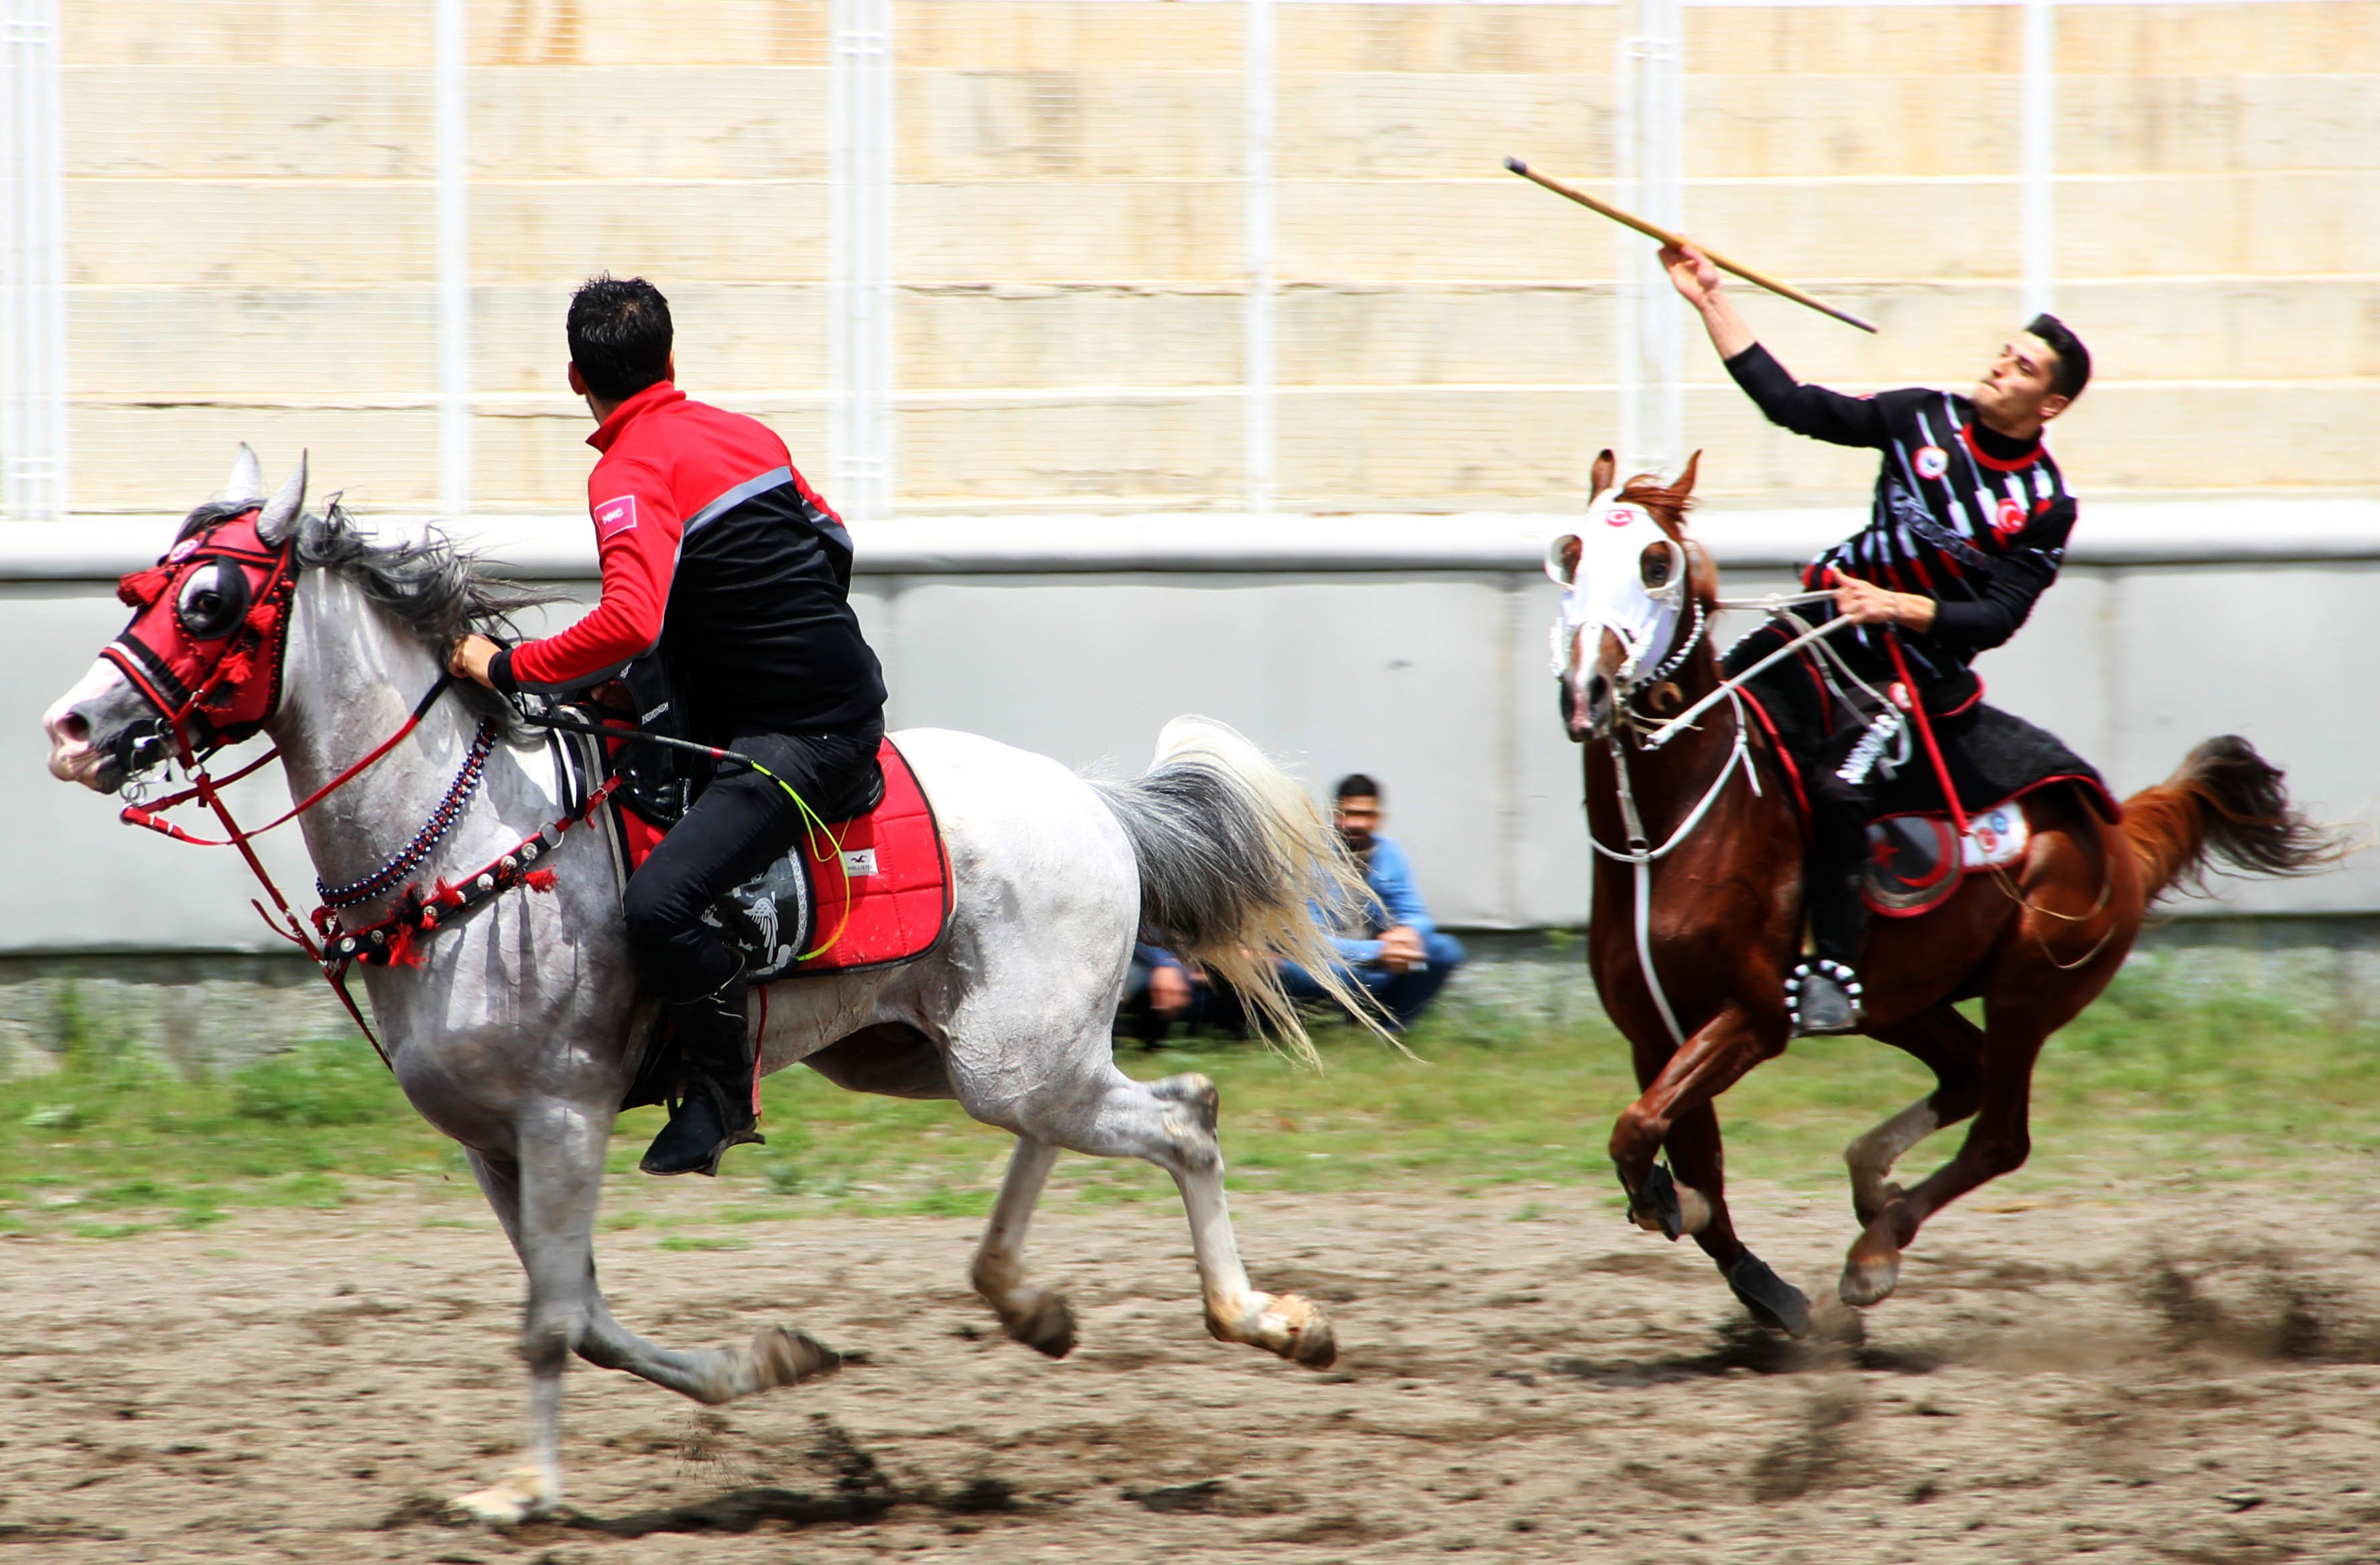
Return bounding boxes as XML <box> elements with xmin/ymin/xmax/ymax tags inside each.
<box><xmin>105</xmin><ymin>500</ymin><xmax>622</xmax><ymax>1062</ymax></box>
<box><xmin>104</xmin><ymin>505</ymin><xmax>301</xmax><ymax>762</ymax></box>
<box><xmin>105</xmin><ymin>504</ymin><xmax>454</xmax><ymax>1054</ymax></box>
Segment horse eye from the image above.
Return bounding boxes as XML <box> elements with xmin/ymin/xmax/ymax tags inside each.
<box><xmin>1640</xmin><ymin>545</ymin><xmax>1673</xmax><ymax>589</ymax></box>
<box><xmin>175</xmin><ymin>561</ymin><xmax>252</xmax><ymax>638</ymax></box>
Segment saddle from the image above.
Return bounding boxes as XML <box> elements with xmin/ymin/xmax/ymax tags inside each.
<box><xmin>1735</xmin><ymin>657</ymin><xmax>2122</xmax><ymax>921</ymax></box>
<box><xmin>551</xmin><ymin>710</ymin><xmax>953</xmax><ymax>980</ymax></box>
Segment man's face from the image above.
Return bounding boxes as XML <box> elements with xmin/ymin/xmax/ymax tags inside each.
<box><xmin>1335</xmin><ymin>795</ymin><xmax>1381</xmax><ymax>852</ymax></box>
<box><xmin>1971</xmin><ymin>332</ymin><xmax>2069</xmax><ymax>430</ymax></box>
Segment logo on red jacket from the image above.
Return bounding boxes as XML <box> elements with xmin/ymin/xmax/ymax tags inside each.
<box><xmin>1912</xmin><ymin>445</ymin><xmax>1949</xmax><ymax>481</ymax></box>
<box><xmin>594</xmin><ymin>495</ymin><xmax>638</xmax><ymax>541</ymax></box>
<box><xmin>1993</xmin><ymin>496</ymin><xmax>2028</xmax><ymax>537</ymax></box>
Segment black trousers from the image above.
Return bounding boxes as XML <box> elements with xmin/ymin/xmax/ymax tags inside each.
<box><xmin>1725</xmin><ymin>619</ymin><xmax>1939</xmax><ymax>969</ymax></box>
<box><xmin>622</xmin><ymin>724</ymin><xmax>884</xmax><ymax>1002</ymax></box>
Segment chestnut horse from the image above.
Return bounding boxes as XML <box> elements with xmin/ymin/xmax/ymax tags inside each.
<box><xmin>1550</xmin><ymin>450</ymin><xmax>2339</xmax><ymax>1333</ymax></box>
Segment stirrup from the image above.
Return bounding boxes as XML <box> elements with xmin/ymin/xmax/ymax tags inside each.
<box><xmin>1786</xmin><ymin>959</ymin><xmax>1863</xmax><ymax>1037</ymax></box>
<box><xmin>639</xmin><ymin>1071</ymin><xmax>764</xmax><ymax>1178</ymax></box>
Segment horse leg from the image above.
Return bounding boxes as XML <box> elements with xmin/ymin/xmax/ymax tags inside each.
<box><xmin>1849</xmin><ymin>1004</ymin><xmax>1987</xmax><ymax>1227</ymax></box>
<box><xmin>448</xmin><ymin>1111</ymin><xmax>605</xmax><ymax>1523</ymax></box>
<box><xmin>1840</xmin><ymin>1011</ymin><xmax>2050</xmax><ymax>1308</ymax></box>
<box><xmin>455</xmin><ymin>1124</ymin><xmax>834</xmax><ymax>1522</ymax></box>
<box><xmin>979</xmin><ymin>1057</ymin><xmax>1334</xmax><ymax>1368</ymax></box>
<box><xmin>1610</xmin><ymin>1006</ymin><xmax>1778</xmax><ymax>1243</ymax></box>
<box><xmin>968</xmin><ymin>1136</ymin><xmax>1077</xmax><ymax>1357</ymax></box>
<box><xmin>1661</xmin><ymin>1101</ymin><xmax>1810</xmax><ymax>1337</ymax></box>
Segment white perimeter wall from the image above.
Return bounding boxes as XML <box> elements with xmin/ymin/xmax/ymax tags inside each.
<box><xmin>7</xmin><ymin>499</ymin><xmax>2376</xmax><ymax>953</ymax></box>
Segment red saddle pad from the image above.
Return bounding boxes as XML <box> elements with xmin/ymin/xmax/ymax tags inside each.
<box><xmin>789</xmin><ymin>736</ymin><xmax>953</xmax><ymax>975</ymax></box>
<box><xmin>611</xmin><ymin>736</ymin><xmax>952</xmax><ymax>975</ymax></box>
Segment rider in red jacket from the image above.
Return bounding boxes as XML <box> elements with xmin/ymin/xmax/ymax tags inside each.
<box><xmin>452</xmin><ymin>275</ymin><xmax>886</xmax><ymax>1176</ymax></box>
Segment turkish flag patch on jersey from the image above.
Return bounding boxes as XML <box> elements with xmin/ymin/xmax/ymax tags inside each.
<box><xmin>594</xmin><ymin>495</ymin><xmax>638</xmax><ymax>541</ymax></box>
<box><xmin>1994</xmin><ymin>497</ymin><xmax>2028</xmax><ymax>537</ymax></box>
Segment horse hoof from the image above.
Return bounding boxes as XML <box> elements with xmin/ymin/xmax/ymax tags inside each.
<box><xmin>753</xmin><ymin>1326</ymin><xmax>842</xmax><ymax>1389</ymax></box>
<box><xmin>1726</xmin><ymin>1251</ymin><xmax>1812</xmax><ymax>1338</ymax></box>
<box><xmin>1625</xmin><ymin>1164</ymin><xmax>1684</xmax><ymax>1241</ymax></box>
<box><xmin>452</xmin><ymin>1467</ymin><xmax>554</xmax><ymax>1526</ymax></box>
<box><xmin>1276</xmin><ymin>1294</ymin><xmax>1339</xmax><ymax>1369</ymax></box>
<box><xmin>1838</xmin><ymin>1249</ymin><xmax>1902</xmax><ymax>1308</ymax></box>
<box><xmin>1009</xmin><ymin>1292</ymin><xmax>1077</xmax><ymax>1359</ymax></box>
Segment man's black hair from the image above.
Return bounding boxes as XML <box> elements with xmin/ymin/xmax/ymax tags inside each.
<box><xmin>568</xmin><ymin>274</ymin><xmax>674</xmax><ymax>403</ymax></box>
<box><xmin>1334</xmin><ymin>773</ymin><xmax>1381</xmax><ymax>803</ymax></box>
<box><xmin>2024</xmin><ymin>313</ymin><xmax>2091</xmax><ymax>402</ymax></box>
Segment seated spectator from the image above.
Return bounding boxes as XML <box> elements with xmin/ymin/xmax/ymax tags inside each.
<box><xmin>1116</xmin><ymin>775</ymin><xmax>1463</xmax><ymax>1043</ymax></box>
<box><xmin>1118</xmin><ymin>943</ymin><xmax>1221</xmax><ymax>1048</ymax></box>
<box><xmin>1279</xmin><ymin>774</ymin><xmax>1465</xmax><ymax>1030</ymax></box>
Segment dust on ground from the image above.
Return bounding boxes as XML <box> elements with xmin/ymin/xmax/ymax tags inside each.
<box><xmin>4</xmin><ymin>1178</ymin><xmax>2378</xmax><ymax>1564</ymax></box>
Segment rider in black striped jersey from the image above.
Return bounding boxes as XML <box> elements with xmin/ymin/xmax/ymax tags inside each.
<box><xmin>1663</xmin><ymin>241</ymin><xmax>2093</xmax><ymax>1036</ymax></box>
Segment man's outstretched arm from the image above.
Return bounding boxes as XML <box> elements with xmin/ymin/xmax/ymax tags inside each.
<box><xmin>1661</xmin><ymin>243</ymin><xmax>1890</xmax><ymax>450</ymax></box>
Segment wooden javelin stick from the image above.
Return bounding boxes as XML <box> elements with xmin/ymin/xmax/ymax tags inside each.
<box><xmin>1504</xmin><ymin>157</ymin><xmax>1877</xmax><ymax>335</ymax></box>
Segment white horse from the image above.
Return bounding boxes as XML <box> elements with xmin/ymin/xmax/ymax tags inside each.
<box><xmin>43</xmin><ymin>451</ymin><xmax>1371</xmax><ymax>1522</ymax></box>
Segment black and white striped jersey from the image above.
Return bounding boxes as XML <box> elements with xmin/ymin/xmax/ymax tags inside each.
<box><xmin>1725</xmin><ymin>343</ymin><xmax>2078</xmax><ymax>697</ymax></box>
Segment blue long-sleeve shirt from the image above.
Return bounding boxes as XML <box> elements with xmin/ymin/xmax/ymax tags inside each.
<box><xmin>1135</xmin><ymin>837</ymin><xmax>1439</xmax><ymax>975</ymax></box>
<box><xmin>1331</xmin><ymin>836</ymin><xmax>1435</xmax><ymax>967</ymax></box>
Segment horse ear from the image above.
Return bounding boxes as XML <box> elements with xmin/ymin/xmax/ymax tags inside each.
<box><xmin>1674</xmin><ymin>448</ymin><xmax>1701</xmax><ymax>501</ymax></box>
<box><xmin>256</xmin><ymin>451</ymin><xmax>308</xmax><ymax>544</ymax></box>
<box><xmin>1591</xmin><ymin>448</ymin><xmax>1616</xmax><ymax>497</ymax></box>
<box><xmin>224</xmin><ymin>444</ymin><xmax>265</xmax><ymax>506</ymax></box>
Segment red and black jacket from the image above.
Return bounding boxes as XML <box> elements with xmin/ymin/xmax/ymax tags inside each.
<box><xmin>1725</xmin><ymin>344</ymin><xmax>2076</xmax><ymax>707</ymax></box>
<box><xmin>491</xmin><ymin>383</ymin><xmax>886</xmax><ymax>740</ymax></box>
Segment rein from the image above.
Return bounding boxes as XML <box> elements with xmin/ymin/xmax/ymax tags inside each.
<box><xmin>115</xmin><ymin>676</ymin><xmax>463</xmax><ymax>1061</ymax></box>
<box><xmin>1593</xmin><ymin>687</ymin><xmax>1768</xmax><ymax>1048</ymax></box>
<box><xmin>1582</xmin><ymin>586</ymin><xmax>1842</xmax><ymax>1049</ymax></box>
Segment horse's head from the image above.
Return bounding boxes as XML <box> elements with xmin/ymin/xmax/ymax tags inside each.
<box><xmin>44</xmin><ymin>446</ymin><xmax>308</xmax><ymax>793</ymax></box>
<box><xmin>1548</xmin><ymin>448</ymin><xmax>1713</xmax><ymax>743</ymax></box>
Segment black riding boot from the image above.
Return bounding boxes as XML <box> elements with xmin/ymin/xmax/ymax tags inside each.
<box><xmin>640</xmin><ymin>971</ymin><xmax>765</xmax><ymax>1177</ymax></box>
<box><xmin>1790</xmin><ymin>864</ymin><xmax>1869</xmax><ymax>1036</ymax></box>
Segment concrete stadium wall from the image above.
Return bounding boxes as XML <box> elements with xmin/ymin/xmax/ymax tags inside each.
<box><xmin>8</xmin><ymin>499</ymin><xmax>2374</xmax><ymax>957</ymax></box>
<box><xmin>47</xmin><ymin>0</ymin><xmax>2380</xmax><ymax>515</ymax></box>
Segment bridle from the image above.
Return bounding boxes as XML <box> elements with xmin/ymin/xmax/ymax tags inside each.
<box><xmin>98</xmin><ymin>499</ymin><xmax>610</xmax><ymax>1061</ymax></box>
<box><xmin>103</xmin><ymin>505</ymin><xmax>301</xmax><ymax>772</ymax></box>
<box><xmin>1549</xmin><ymin>494</ymin><xmax>1865</xmax><ymax>1047</ymax></box>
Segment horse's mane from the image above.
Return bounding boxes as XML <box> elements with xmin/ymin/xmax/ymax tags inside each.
<box><xmin>1614</xmin><ymin>470</ymin><xmax>1695</xmax><ymax>534</ymax></box>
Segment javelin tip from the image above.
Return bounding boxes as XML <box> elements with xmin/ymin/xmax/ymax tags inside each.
<box><xmin>1504</xmin><ymin>156</ymin><xmax>1527</xmax><ymax>175</ymax></box>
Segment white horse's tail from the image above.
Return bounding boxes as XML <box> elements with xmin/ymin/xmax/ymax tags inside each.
<box><xmin>1095</xmin><ymin>716</ymin><xmax>1389</xmax><ymax>1066</ymax></box>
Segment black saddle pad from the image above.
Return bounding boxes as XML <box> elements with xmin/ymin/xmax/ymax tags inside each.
<box><xmin>1737</xmin><ymin>651</ymin><xmax>2117</xmax><ymax>823</ymax></box>
<box><xmin>1869</xmin><ymin>703</ymin><xmax>2117</xmax><ymax>821</ymax></box>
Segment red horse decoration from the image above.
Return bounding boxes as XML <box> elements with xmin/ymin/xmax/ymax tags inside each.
<box><xmin>1552</xmin><ymin>451</ymin><xmax>2340</xmax><ymax>1333</ymax></box>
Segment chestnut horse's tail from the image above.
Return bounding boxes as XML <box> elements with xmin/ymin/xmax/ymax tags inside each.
<box><xmin>2120</xmin><ymin>736</ymin><xmax>2350</xmax><ymax>904</ymax></box>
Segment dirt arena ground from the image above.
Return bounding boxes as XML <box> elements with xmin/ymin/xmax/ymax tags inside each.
<box><xmin>5</xmin><ymin>1178</ymin><xmax>2377</xmax><ymax>1564</ymax></box>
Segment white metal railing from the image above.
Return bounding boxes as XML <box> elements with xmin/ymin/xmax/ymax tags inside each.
<box><xmin>1</xmin><ymin>0</ymin><xmax>67</xmax><ymax>524</ymax></box>
<box><xmin>15</xmin><ymin>499</ymin><xmax>2380</xmax><ymax>582</ymax></box>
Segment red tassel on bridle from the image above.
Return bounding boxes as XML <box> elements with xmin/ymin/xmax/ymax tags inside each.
<box><xmin>117</xmin><ymin>566</ymin><xmax>171</xmax><ymax>608</ymax></box>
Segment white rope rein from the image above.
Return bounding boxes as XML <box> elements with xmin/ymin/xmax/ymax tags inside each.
<box><xmin>1589</xmin><ymin>587</ymin><xmax>1846</xmax><ymax>1048</ymax></box>
<box><xmin>1639</xmin><ymin>591</ymin><xmax>1858</xmax><ymax>752</ymax></box>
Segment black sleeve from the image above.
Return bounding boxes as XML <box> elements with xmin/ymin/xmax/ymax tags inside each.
<box><xmin>1928</xmin><ymin>498</ymin><xmax>2076</xmax><ymax>653</ymax></box>
<box><xmin>1724</xmin><ymin>344</ymin><xmax>1894</xmax><ymax>450</ymax></box>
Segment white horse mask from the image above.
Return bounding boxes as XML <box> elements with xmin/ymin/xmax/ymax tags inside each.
<box><xmin>1547</xmin><ymin>486</ymin><xmax>1691</xmax><ymax>688</ymax></box>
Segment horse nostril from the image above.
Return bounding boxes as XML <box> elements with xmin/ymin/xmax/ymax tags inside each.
<box><xmin>57</xmin><ymin>711</ymin><xmax>90</xmax><ymax>745</ymax></box>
